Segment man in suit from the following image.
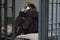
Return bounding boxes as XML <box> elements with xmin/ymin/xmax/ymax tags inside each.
<box><xmin>15</xmin><ymin>2</ymin><xmax>31</xmax><ymax>36</ymax></box>
<box><xmin>15</xmin><ymin>3</ymin><xmax>38</xmax><ymax>36</ymax></box>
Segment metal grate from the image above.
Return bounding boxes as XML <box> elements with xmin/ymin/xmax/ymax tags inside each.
<box><xmin>48</xmin><ymin>0</ymin><xmax>60</xmax><ymax>40</ymax></box>
<box><xmin>0</xmin><ymin>0</ymin><xmax>15</xmax><ymax>40</ymax></box>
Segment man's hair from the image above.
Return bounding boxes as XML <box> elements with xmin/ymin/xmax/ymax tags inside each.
<box><xmin>24</xmin><ymin>2</ymin><xmax>30</xmax><ymax>8</ymax></box>
<box><xmin>29</xmin><ymin>4</ymin><xmax>36</xmax><ymax>9</ymax></box>
<box><xmin>29</xmin><ymin>4</ymin><xmax>37</xmax><ymax>12</ymax></box>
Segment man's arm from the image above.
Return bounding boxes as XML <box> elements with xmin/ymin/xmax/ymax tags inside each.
<box><xmin>23</xmin><ymin>16</ymin><xmax>32</xmax><ymax>29</ymax></box>
<box><xmin>15</xmin><ymin>16</ymin><xmax>22</xmax><ymax>34</ymax></box>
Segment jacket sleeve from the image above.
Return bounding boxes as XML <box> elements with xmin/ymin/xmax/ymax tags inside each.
<box><xmin>15</xmin><ymin>16</ymin><xmax>22</xmax><ymax>27</ymax></box>
<box><xmin>23</xmin><ymin>16</ymin><xmax>32</xmax><ymax>29</ymax></box>
<box><xmin>15</xmin><ymin>16</ymin><xmax>22</xmax><ymax>33</ymax></box>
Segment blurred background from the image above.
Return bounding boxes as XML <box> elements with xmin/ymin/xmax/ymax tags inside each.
<box><xmin>1</xmin><ymin>0</ymin><xmax>60</xmax><ymax>40</ymax></box>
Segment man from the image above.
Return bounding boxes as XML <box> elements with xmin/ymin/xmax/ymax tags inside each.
<box><xmin>15</xmin><ymin>3</ymin><xmax>38</xmax><ymax>36</ymax></box>
<box><xmin>15</xmin><ymin>2</ymin><xmax>31</xmax><ymax>36</ymax></box>
<box><xmin>22</xmin><ymin>4</ymin><xmax>38</xmax><ymax>33</ymax></box>
<box><xmin>24</xmin><ymin>2</ymin><xmax>30</xmax><ymax>9</ymax></box>
<box><xmin>20</xmin><ymin>2</ymin><xmax>30</xmax><ymax>13</ymax></box>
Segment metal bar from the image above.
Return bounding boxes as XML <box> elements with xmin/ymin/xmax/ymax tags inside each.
<box><xmin>48</xmin><ymin>28</ymin><xmax>59</xmax><ymax>31</ymax></box>
<box><xmin>12</xmin><ymin>0</ymin><xmax>15</xmax><ymax>40</ymax></box>
<box><xmin>39</xmin><ymin>0</ymin><xmax>49</xmax><ymax>40</ymax></box>
<box><xmin>55</xmin><ymin>0</ymin><xmax>58</xmax><ymax>40</ymax></box>
<box><xmin>49</xmin><ymin>2</ymin><xmax>60</xmax><ymax>4</ymax></box>
<box><xmin>51</xmin><ymin>0</ymin><xmax>53</xmax><ymax>40</ymax></box>
<box><xmin>1</xmin><ymin>7</ymin><xmax>12</xmax><ymax>8</ymax></box>
<box><xmin>4</xmin><ymin>0</ymin><xmax>8</xmax><ymax>40</ymax></box>
<box><xmin>0</xmin><ymin>0</ymin><xmax>2</xmax><ymax>40</ymax></box>
<box><xmin>48</xmin><ymin>23</ymin><xmax>60</xmax><ymax>25</ymax></box>
<box><xmin>58</xmin><ymin>1</ymin><xmax>60</xmax><ymax>40</ymax></box>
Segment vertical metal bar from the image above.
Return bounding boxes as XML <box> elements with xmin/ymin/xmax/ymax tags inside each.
<box><xmin>39</xmin><ymin>0</ymin><xmax>49</xmax><ymax>40</ymax></box>
<box><xmin>12</xmin><ymin>0</ymin><xmax>15</xmax><ymax>40</ymax></box>
<box><xmin>56</xmin><ymin>0</ymin><xmax>58</xmax><ymax>40</ymax></box>
<box><xmin>58</xmin><ymin>1</ymin><xmax>60</xmax><ymax>40</ymax></box>
<box><xmin>4</xmin><ymin>0</ymin><xmax>8</xmax><ymax>40</ymax></box>
<box><xmin>0</xmin><ymin>0</ymin><xmax>2</xmax><ymax>40</ymax></box>
<box><xmin>51</xmin><ymin>0</ymin><xmax>53</xmax><ymax>40</ymax></box>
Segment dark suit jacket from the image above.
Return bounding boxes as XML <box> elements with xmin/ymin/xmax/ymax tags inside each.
<box><xmin>15</xmin><ymin>11</ymin><xmax>38</xmax><ymax>35</ymax></box>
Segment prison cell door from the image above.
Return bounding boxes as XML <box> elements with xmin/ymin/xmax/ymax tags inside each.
<box><xmin>48</xmin><ymin>0</ymin><xmax>60</xmax><ymax>40</ymax></box>
<box><xmin>39</xmin><ymin>0</ymin><xmax>60</xmax><ymax>40</ymax></box>
<box><xmin>0</xmin><ymin>0</ymin><xmax>15</xmax><ymax>40</ymax></box>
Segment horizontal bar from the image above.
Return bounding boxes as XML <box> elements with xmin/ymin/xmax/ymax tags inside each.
<box><xmin>1</xmin><ymin>7</ymin><xmax>12</xmax><ymax>8</ymax></box>
<box><xmin>48</xmin><ymin>23</ymin><xmax>60</xmax><ymax>25</ymax></box>
<box><xmin>49</xmin><ymin>3</ymin><xmax>60</xmax><ymax>4</ymax></box>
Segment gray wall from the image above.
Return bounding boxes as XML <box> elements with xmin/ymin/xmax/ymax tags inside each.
<box><xmin>15</xmin><ymin>0</ymin><xmax>39</xmax><ymax>18</ymax></box>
